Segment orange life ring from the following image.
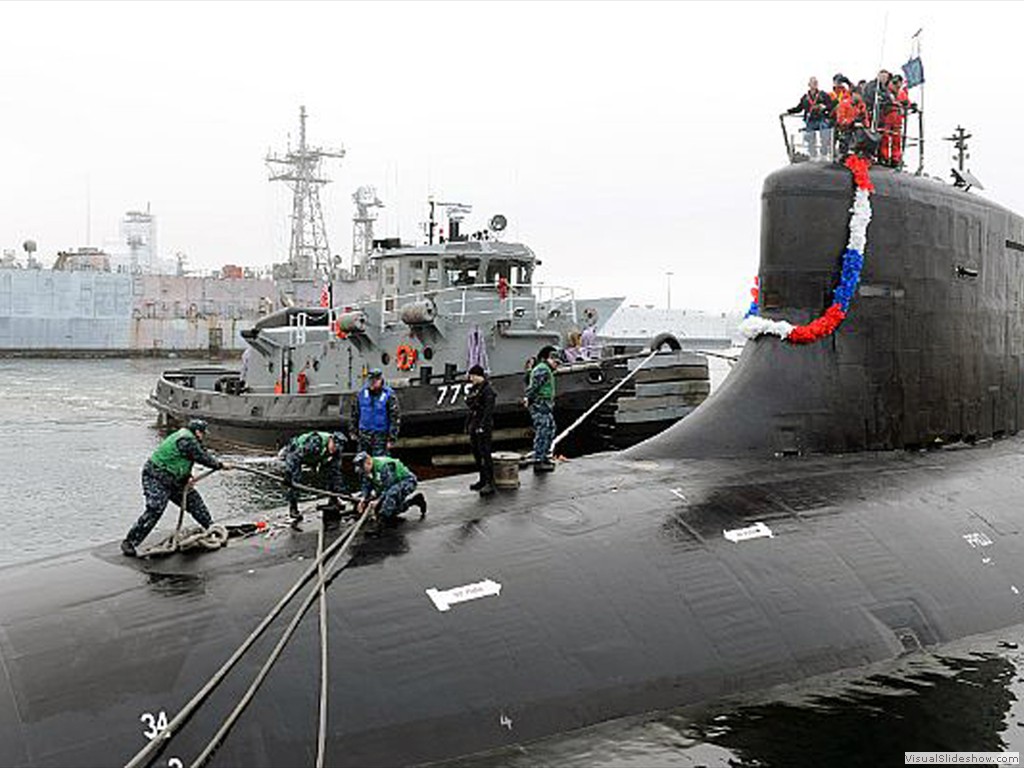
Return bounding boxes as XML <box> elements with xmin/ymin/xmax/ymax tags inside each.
<box><xmin>395</xmin><ymin>343</ymin><xmax>417</xmax><ymax>371</ymax></box>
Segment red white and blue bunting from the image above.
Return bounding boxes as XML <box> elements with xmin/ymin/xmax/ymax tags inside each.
<box><xmin>739</xmin><ymin>156</ymin><xmax>874</xmax><ymax>344</ymax></box>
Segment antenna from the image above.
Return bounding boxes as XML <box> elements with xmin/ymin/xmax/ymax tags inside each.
<box><xmin>266</xmin><ymin>106</ymin><xmax>345</xmax><ymax>280</ymax></box>
<box><xmin>944</xmin><ymin>126</ymin><xmax>984</xmax><ymax>191</ymax></box>
<box><xmin>435</xmin><ymin>202</ymin><xmax>472</xmax><ymax>242</ymax></box>
<box><xmin>85</xmin><ymin>175</ymin><xmax>92</xmax><ymax>247</ymax></box>
<box><xmin>871</xmin><ymin>12</ymin><xmax>891</xmax><ymax>130</ymax></box>
<box><xmin>877</xmin><ymin>11</ymin><xmax>889</xmax><ymax>72</ymax></box>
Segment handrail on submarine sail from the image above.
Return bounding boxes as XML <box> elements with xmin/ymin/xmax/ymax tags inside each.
<box><xmin>189</xmin><ymin>506</ymin><xmax>373</xmax><ymax>768</ymax></box>
<box><xmin>547</xmin><ymin>346</ymin><xmax>661</xmax><ymax>455</ymax></box>
<box><xmin>122</xmin><ymin>507</ymin><xmax>366</xmax><ymax>768</ymax></box>
<box><xmin>779</xmin><ymin>105</ymin><xmax>926</xmax><ymax>175</ymax></box>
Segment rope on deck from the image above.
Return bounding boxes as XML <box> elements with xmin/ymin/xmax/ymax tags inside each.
<box><xmin>123</xmin><ymin>512</ymin><xmax>366</xmax><ymax>768</ymax></box>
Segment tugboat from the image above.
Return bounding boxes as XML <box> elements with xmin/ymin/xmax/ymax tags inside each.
<box><xmin>148</xmin><ymin>214</ymin><xmax>709</xmax><ymax>461</ymax></box>
<box><xmin>148</xmin><ymin>108</ymin><xmax>710</xmax><ymax>462</ymax></box>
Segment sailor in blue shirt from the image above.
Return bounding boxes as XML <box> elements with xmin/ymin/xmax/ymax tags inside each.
<box><xmin>345</xmin><ymin>368</ymin><xmax>401</xmax><ymax>456</ymax></box>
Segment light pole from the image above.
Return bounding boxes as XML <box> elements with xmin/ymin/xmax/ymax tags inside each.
<box><xmin>666</xmin><ymin>271</ymin><xmax>674</xmax><ymax>310</ymax></box>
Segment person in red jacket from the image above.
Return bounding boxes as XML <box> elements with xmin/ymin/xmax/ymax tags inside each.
<box><xmin>829</xmin><ymin>73</ymin><xmax>852</xmax><ymax>111</ymax></box>
<box><xmin>879</xmin><ymin>74</ymin><xmax>911</xmax><ymax>167</ymax></box>
<box><xmin>834</xmin><ymin>88</ymin><xmax>869</xmax><ymax>158</ymax></box>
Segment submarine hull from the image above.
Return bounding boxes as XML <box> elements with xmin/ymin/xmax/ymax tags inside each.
<box><xmin>3</xmin><ymin>442</ymin><xmax>1024</xmax><ymax>767</ymax></box>
<box><xmin>5</xmin><ymin>163</ymin><xmax>1024</xmax><ymax>766</ymax></box>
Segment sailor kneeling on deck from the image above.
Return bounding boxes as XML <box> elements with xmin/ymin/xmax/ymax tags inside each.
<box><xmin>122</xmin><ymin>419</ymin><xmax>230</xmax><ymax>557</ymax></box>
<box><xmin>281</xmin><ymin>430</ymin><xmax>346</xmax><ymax>523</ymax></box>
<box><xmin>354</xmin><ymin>451</ymin><xmax>426</xmax><ymax>527</ymax></box>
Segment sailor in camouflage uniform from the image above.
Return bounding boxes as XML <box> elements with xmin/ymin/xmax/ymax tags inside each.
<box><xmin>281</xmin><ymin>430</ymin><xmax>346</xmax><ymax>522</ymax></box>
<box><xmin>524</xmin><ymin>345</ymin><xmax>560</xmax><ymax>472</ymax></box>
<box><xmin>345</xmin><ymin>368</ymin><xmax>401</xmax><ymax>456</ymax></box>
<box><xmin>122</xmin><ymin>419</ymin><xmax>227</xmax><ymax>556</ymax></box>
<box><xmin>354</xmin><ymin>451</ymin><xmax>426</xmax><ymax>525</ymax></box>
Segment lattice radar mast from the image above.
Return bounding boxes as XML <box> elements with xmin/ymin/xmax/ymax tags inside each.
<box><xmin>266</xmin><ymin>106</ymin><xmax>345</xmax><ymax>279</ymax></box>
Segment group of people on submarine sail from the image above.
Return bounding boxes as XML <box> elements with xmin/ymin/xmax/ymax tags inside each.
<box><xmin>783</xmin><ymin>61</ymin><xmax>924</xmax><ymax>168</ymax></box>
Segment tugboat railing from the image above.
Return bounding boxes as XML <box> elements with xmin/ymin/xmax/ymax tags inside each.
<box><xmin>376</xmin><ymin>283</ymin><xmax>577</xmax><ymax>331</ymax></box>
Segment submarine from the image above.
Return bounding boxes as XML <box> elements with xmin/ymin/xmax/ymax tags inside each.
<box><xmin>5</xmin><ymin>143</ymin><xmax>1024</xmax><ymax>767</ymax></box>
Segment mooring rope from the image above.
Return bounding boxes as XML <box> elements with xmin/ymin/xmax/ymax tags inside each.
<box><xmin>232</xmin><ymin>464</ymin><xmax>357</xmax><ymax>503</ymax></box>
<box><xmin>141</xmin><ymin>524</ymin><xmax>229</xmax><ymax>556</ymax></box>
<box><xmin>315</xmin><ymin>518</ymin><xmax>329</xmax><ymax>768</ymax></box>
<box><xmin>123</xmin><ymin>512</ymin><xmax>364</xmax><ymax>768</ymax></box>
<box><xmin>188</xmin><ymin>506</ymin><xmax>373</xmax><ymax>768</ymax></box>
<box><xmin>548</xmin><ymin>347</ymin><xmax>661</xmax><ymax>454</ymax></box>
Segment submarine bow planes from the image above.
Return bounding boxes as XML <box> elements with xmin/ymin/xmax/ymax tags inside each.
<box><xmin>7</xmin><ymin>116</ymin><xmax>1024</xmax><ymax>766</ymax></box>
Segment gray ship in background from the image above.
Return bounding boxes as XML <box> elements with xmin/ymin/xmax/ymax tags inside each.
<box><xmin>0</xmin><ymin>207</ymin><xmax>275</xmax><ymax>356</ymax></box>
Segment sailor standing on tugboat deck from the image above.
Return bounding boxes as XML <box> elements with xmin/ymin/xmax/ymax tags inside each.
<box><xmin>121</xmin><ymin>419</ymin><xmax>229</xmax><ymax>557</ymax></box>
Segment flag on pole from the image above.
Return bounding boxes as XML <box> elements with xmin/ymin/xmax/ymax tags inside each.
<box><xmin>902</xmin><ymin>57</ymin><xmax>924</xmax><ymax>88</ymax></box>
<box><xmin>319</xmin><ymin>282</ymin><xmax>330</xmax><ymax>308</ymax></box>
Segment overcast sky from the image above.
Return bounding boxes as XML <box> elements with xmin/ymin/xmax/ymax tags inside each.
<box><xmin>2</xmin><ymin>1</ymin><xmax>1021</xmax><ymax>312</ymax></box>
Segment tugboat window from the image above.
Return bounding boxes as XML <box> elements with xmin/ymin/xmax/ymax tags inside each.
<box><xmin>381</xmin><ymin>352</ymin><xmax>391</xmax><ymax>366</ymax></box>
<box><xmin>444</xmin><ymin>258</ymin><xmax>480</xmax><ymax>286</ymax></box>
<box><xmin>385</xmin><ymin>265</ymin><xmax>396</xmax><ymax>286</ymax></box>
<box><xmin>410</xmin><ymin>259</ymin><xmax>424</xmax><ymax>287</ymax></box>
<box><xmin>423</xmin><ymin>346</ymin><xmax>434</xmax><ymax>361</ymax></box>
<box><xmin>426</xmin><ymin>261</ymin><xmax>440</xmax><ymax>284</ymax></box>
<box><xmin>486</xmin><ymin>260</ymin><xmax>511</xmax><ymax>283</ymax></box>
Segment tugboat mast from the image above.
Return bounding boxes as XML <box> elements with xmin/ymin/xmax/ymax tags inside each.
<box><xmin>266</xmin><ymin>106</ymin><xmax>345</xmax><ymax>280</ymax></box>
<box><xmin>352</xmin><ymin>186</ymin><xmax>384</xmax><ymax>279</ymax></box>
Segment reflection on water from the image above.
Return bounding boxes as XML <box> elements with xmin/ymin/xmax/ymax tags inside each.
<box><xmin>442</xmin><ymin>636</ymin><xmax>1024</xmax><ymax>768</ymax></box>
<box><xmin>693</xmin><ymin>652</ymin><xmax>1017</xmax><ymax>768</ymax></box>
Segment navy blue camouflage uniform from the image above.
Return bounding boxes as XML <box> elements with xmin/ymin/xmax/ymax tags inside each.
<box><xmin>282</xmin><ymin>432</ymin><xmax>343</xmax><ymax>512</ymax></box>
<box><xmin>525</xmin><ymin>362</ymin><xmax>556</xmax><ymax>466</ymax></box>
<box><xmin>346</xmin><ymin>382</ymin><xmax>401</xmax><ymax>456</ymax></box>
<box><xmin>361</xmin><ymin>457</ymin><xmax>419</xmax><ymax>520</ymax></box>
<box><xmin>124</xmin><ymin>434</ymin><xmax>222</xmax><ymax>549</ymax></box>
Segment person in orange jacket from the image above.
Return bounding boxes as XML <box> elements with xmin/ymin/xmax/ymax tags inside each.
<box><xmin>880</xmin><ymin>74</ymin><xmax>911</xmax><ymax>167</ymax></box>
<box><xmin>829</xmin><ymin>73</ymin><xmax>852</xmax><ymax>110</ymax></box>
<box><xmin>834</xmin><ymin>86</ymin><xmax>869</xmax><ymax>158</ymax></box>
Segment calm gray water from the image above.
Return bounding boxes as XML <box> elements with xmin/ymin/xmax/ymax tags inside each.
<box><xmin>0</xmin><ymin>358</ymin><xmax>289</xmax><ymax>566</ymax></box>
<box><xmin>2</xmin><ymin>358</ymin><xmax>1023</xmax><ymax>767</ymax></box>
